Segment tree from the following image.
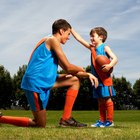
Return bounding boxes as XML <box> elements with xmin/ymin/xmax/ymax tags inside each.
<box><xmin>1</xmin><ymin>64</ymin><xmax>139</xmax><ymax>110</ymax></box>
<box><xmin>12</xmin><ymin>65</ymin><xmax>28</xmax><ymax>109</ymax></box>
<box><xmin>0</xmin><ymin>65</ymin><xmax>13</xmax><ymax>109</ymax></box>
<box><xmin>133</xmin><ymin>78</ymin><xmax>140</xmax><ymax>109</ymax></box>
<box><xmin>113</xmin><ymin>76</ymin><xmax>135</xmax><ymax>110</ymax></box>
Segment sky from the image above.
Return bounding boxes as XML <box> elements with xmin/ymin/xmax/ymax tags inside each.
<box><xmin>0</xmin><ymin>0</ymin><xmax>140</xmax><ymax>85</ymax></box>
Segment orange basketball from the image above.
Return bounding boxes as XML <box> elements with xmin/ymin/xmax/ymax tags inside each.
<box><xmin>95</xmin><ymin>55</ymin><xmax>113</xmax><ymax>74</ymax></box>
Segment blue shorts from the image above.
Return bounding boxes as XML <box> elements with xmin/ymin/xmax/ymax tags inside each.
<box><xmin>93</xmin><ymin>85</ymin><xmax>116</xmax><ymax>98</ymax></box>
<box><xmin>24</xmin><ymin>89</ymin><xmax>50</xmax><ymax>111</ymax></box>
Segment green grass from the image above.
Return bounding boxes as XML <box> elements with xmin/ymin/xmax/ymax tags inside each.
<box><xmin>0</xmin><ymin>110</ymin><xmax>140</xmax><ymax>140</ymax></box>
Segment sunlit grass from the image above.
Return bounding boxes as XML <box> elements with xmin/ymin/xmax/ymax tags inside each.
<box><xmin>0</xmin><ymin>110</ymin><xmax>140</xmax><ymax>140</ymax></box>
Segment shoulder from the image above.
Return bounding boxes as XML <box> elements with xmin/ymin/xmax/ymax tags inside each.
<box><xmin>104</xmin><ymin>45</ymin><xmax>111</xmax><ymax>51</ymax></box>
<box><xmin>46</xmin><ymin>36</ymin><xmax>61</xmax><ymax>50</ymax></box>
<box><xmin>46</xmin><ymin>36</ymin><xmax>57</xmax><ymax>43</ymax></box>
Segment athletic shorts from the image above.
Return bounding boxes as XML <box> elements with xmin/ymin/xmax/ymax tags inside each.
<box><xmin>93</xmin><ymin>85</ymin><xmax>116</xmax><ymax>98</ymax></box>
<box><xmin>24</xmin><ymin>89</ymin><xmax>50</xmax><ymax>111</ymax></box>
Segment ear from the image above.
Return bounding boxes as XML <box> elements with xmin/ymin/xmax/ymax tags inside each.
<box><xmin>59</xmin><ymin>29</ymin><xmax>64</xmax><ymax>35</ymax></box>
<box><xmin>99</xmin><ymin>35</ymin><xmax>103</xmax><ymax>41</ymax></box>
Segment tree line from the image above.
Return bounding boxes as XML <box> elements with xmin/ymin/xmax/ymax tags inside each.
<box><xmin>0</xmin><ymin>65</ymin><xmax>140</xmax><ymax>110</ymax></box>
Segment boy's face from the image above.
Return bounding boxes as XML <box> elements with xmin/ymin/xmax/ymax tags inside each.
<box><xmin>90</xmin><ymin>32</ymin><xmax>102</xmax><ymax>45</ymax></box>
<box><xmin>60</xmin><ymin>28</ymin><xmax>71</xmax><ymax>44</ymax></box>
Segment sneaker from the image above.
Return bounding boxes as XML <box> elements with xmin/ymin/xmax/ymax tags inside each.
<box><xmin>104</xmin><ymin>120</ymin><xmax>114</xmax><ymax>127</ymax></box>
<box><xmin>59</xmin><ymin>117</ymin><xmax>87</xmax><ymax>127</ymax></box>
<box><xmin>0</xmin><ymin>112</ymin><xmax>2</xmax><ymax>117</ymax></box>
<box><xmin>91</xmin><ymin>120</ymin><xmax>105</xmax><ymax>128</ymax></box>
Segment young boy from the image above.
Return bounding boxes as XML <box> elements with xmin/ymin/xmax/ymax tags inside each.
<box><xmin>71</xmin><ymin>27</ymin><xmax>118</xmax><ymax>127</ymax></box>
<box><xmin>0</xmin><ymin>19</ymin><xmax>98</xmax><ymax>128</ymax></box>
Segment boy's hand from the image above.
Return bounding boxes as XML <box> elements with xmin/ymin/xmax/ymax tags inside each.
<box><xmin>102</xmin><ymin>64</ymin><xmax>112</xmax><ymax>72</ymax></box>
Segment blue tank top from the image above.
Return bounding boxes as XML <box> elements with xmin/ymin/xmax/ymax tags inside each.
<box><xmin>21</xmin><ymin>42</ymin><xmax>58</xmax><ymax>94</ymax></box>
<box><xmin>91</xmin><ymin>43</ymin><xmax>108</xmax><ymax>86</ymax></box>
<box><xmin>96</xmin><ymin>43</ymin><xmax>109</xmax><ymax>57</ymax></box>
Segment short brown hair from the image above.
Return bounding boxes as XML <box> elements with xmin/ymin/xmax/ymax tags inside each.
<box><xmin>52</xmin><ymin>19</ymin><xmax>71</xmax><ymax>34</ymax></box>
<box><xmin>90</xmin><ymin>27</ymin><xmax>107</xmax><ymax>42</ymax></box>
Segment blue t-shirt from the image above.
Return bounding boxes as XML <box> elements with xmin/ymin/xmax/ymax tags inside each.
<box><xmin>21</xmin><ymin>41</ymin><xmax>58</xmax><ymax>94</ymax></box>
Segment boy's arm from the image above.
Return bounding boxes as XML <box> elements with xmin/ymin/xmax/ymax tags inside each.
<box><xmin>102</xmin><ymin>46</ymin><xmax>118</xmax><ymax>72</ymax></box>
<box><xmin>71</xmin><ymin>28</ymin><xmax>91</xmax><ymax>50</ymax></box>
<box><xmin>50</xmin><ymin>37</ymin><xmax>85</xmax><ymax>74</ymax></box>
<box><xmin>105</xmin><ymin>46</ymin><xmax>118</xmax><ymax>67</ymax></box>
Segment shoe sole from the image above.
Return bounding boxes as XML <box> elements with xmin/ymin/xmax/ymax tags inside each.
<box><xmin>59</xmin><ymin>124</ymin><xmax>69</xmax><ymax>128</ymax></box>
<box><xmin>105</xmin><ymin>124</ymin><xmax>114</xmax><ymax>127</ymax></box>
<box><xmin>91</xmin><ymin>125</ymin><xmax>105</xmax><ymax>128</ymax></box>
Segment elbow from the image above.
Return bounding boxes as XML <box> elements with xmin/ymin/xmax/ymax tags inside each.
<box><xmin>66</xmin><ymin>69</ymin><xmax>77</xmax><ymax>75</ymax></box>
<box><xmin>65</xmin><ymin>66</ymin><xmax>77</xmax><ymax>75</ymax></box>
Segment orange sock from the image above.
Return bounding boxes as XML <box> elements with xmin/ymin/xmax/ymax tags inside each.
<box><xmin>106</xmin><ymin>101</ymin><xmax>114</xmax><ymax>122</ymax></box>
<box><xmin>62</xmin><ymin>89</ymin><xmax>78</xmax><ymax>120</ymax></box>
<box><xmin>0</xmin><ymin>116</ymin><xmax>30</xmax><ymax>127</ymax></box>
<box><xmin>99</xmin><ymin>103</ymin><xmax>106</xmax><ymax>122</ymax></box>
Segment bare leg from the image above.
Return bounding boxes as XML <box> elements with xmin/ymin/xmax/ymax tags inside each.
<box><xmin>53</xmin><ymin>74</ymin><xmax>80</xmax><ymax>119</ymax></box>
<box><xmin>0</xmin><ymin>75</ymin><xmax>80</xmax><ymax>128</ymax></box>
<box><xmin>29</xmin><ymin>110</ymin><xmax>46</xmax><ymax>127</ymax></box>
<box><xmin>52</xmin><ymin>74</ymin><xmax>87</xmax><ymax>127</ymax></box>
<box><xmin>53</xmin><ymin>74</ymin><xmax>80</xmax><ymax>90</ymax></box>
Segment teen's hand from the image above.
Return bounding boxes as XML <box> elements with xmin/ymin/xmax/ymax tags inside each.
<box><xmin>65</xmin><ymin>74</ymin><xmax>73</xmax><ymax>78</ymax></box>
<box><xmin>88</xmin><ymin>73</ymin><xmax>98</xmax><ymax>88</ymax></box>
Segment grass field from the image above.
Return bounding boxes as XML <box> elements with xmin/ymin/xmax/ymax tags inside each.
<box><xmin>0</xmin><ymin>110</ymin><xmax>140</xmax><ymax>140</ymax></box>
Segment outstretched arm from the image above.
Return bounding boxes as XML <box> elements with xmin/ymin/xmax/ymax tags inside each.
<box><xmin>71</xmin><ymin>28</ymin><xmax>91</xmax><ymax>50</ymax></box>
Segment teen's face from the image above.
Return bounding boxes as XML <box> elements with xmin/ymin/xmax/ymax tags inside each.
<box><xmin>61</xmin><ymin>28</ymin><xmax>71</xmax><ymax>44</ymax></box>
<box><xmin>90</xmin><ymin>32</ymin><xmax>100</xmax><ymax>45</ymax></box>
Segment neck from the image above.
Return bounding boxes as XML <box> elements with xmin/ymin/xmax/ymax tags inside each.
<box><xmin>95</xmin><ymin>42</ymin><xmax>103</xmax><ymax>48</ymax></box>
<box><xmin>52</xmin><ymin>34</ymin><xmax>61</xmax><ymax>42</ymax></box>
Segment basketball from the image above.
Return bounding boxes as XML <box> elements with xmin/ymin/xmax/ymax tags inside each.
<box><xmin>95</xmin><ymin>55</ymin><xmax>113</xmax><ymax>74</ymax></box>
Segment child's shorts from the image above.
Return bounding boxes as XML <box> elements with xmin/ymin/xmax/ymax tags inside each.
<box><xmin>93</xmin><ymin>85</ymin><xmax>116</xmax><ymax>98</ymax></box>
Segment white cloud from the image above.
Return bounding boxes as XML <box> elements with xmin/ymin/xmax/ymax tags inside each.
<box><xmin>0</xmin><ymin>0</ymin><xmax>140</xmax><ymax>85</ymax></box>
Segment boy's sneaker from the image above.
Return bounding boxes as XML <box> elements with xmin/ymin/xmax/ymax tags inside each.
<box><xmin>91</xmin><ymin>120</ymin><xmax>105</xmax><ymax>128</ymax></box>
<box><xmin>104</xmin><ymin>120</ymin><xmax>114</xmax><ymax>127</ymax></box>
<box><xmin>59</xmin><ymin>117</ymin><xmax>87</xmax><ymax>127</ymax></box>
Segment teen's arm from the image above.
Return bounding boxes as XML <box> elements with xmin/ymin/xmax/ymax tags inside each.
<box><xmin>76</xmin><ymin>72</ymin><xmax>98</xmax><ymax>88</ymax></box>
<box><xmin>71</xmin><ymin>28</ymin><xmax>91</xmax><ymax>50</ymax></box>
<box><xmin>58</xmin><ymin>60</ymin><xmax>84</xmax><ymax>73</ymax></box>
<box><xmin>49</xmin><ymin>37</ymin><xmax>85</xmax><ymax>74</ymax></box>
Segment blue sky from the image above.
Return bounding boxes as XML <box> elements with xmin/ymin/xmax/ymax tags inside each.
<box><xmin>0</xmin><ymin>0</ymin><xmax>140</xmax><ymax>85</ymax></box>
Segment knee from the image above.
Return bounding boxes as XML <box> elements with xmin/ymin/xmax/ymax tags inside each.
<box><xmin>36</xmin><ymin>122</ymin><xmax>46</xmax><ymax>128</ymax></box>
<box><xmin>72</xmin><ymin>76</ymin><xmax>80</xmax><ymax>88</ymax></box>
<box><xmin>32</xmin><ymin>119</ymin><xmax>46</xmax><ymax>128</ymax></box>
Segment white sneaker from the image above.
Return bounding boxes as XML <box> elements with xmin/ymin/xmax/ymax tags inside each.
<box><xmin>104</xmin><ymin>121</ymin><xmax>114</xmax><ymax>127</ymax></box>
<box><xmin>91</xmin><ymin>120</ymin><xmax>105</xmax><ymax>128</ymax></box>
